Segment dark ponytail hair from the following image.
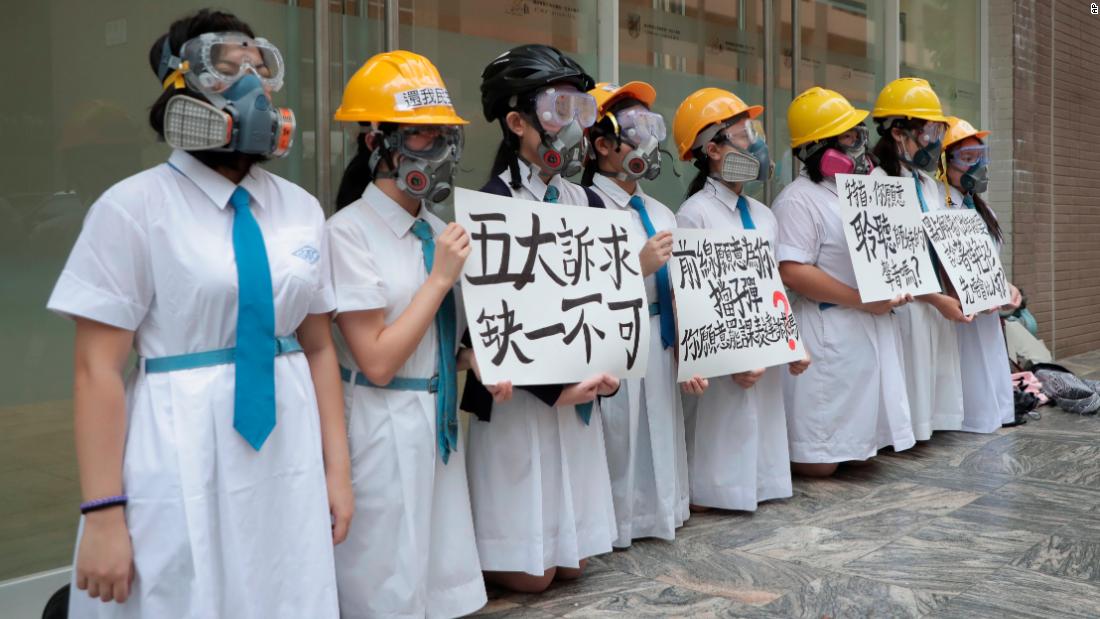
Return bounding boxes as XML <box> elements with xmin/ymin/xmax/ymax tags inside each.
<box><xmin>871</xmin><ymin>117</ymin><xmax>927</xmax><ymax>177</ymax></box>
<box><xmin>335</xmin><ymin>125</ymin><xmax>372</xmax><ymax>210</ymax></box>
<box><xmin>581</xmin><ymin>97</ymin><xmax>645</xmax><ymax>187</ymax></box>
<box><xmin>334</xmin><ymin>122</ymin><xmax>399</xmax><ymax>210</ymax></box>
<box><xmin>796</xmin><ymin>142</ymin><xmax>830</xmax><ymax>184</ymax></box>
<box><xmin>970</xmin><ymin>193</ymin><xmax>1003</xmax><ymax>244</ymax></box>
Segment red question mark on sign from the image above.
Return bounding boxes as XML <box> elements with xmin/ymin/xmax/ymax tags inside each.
<box><xmin>772</xmin><ymin>290</ymin><xmax>797</xmax><ymax>351</ymax></box>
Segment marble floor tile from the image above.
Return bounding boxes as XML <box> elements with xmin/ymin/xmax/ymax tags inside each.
<box><xmin>597</xmin><ymin>534</ymin><xmax>826</xmax><ymax>606</ymax></box>
<box><xmin>930</xmin><ymin>566</ymin><xmax>1100</xmax><ymax>619</ymax></box>
<box><xmin>1026</xmin><ymin>443</ymin><xmax>1100</xmax><ymax>489</ymax></box>
<box><xmin>553</xmin><ymin>584</ymin><xmax>737</xmax><ymax>619</ymax></box>
<box><xmin>738</xmin><ymin>525</ymin><xmax>892</xmax><ymax>570</ymax></box>
<box><xmin>758</xmin><ymin>572</ymin><xmax>951</xmax><ymax>619</ymax></box>
<box><xmin>481</xmin><ymin>563</ymin><xmax>652</xmax><ymax>610</ymax></box>
<box><xmin>471</xmin><ymin>602</ymin><xmax>558</xmax><ymax>619</ymax></box>
<box><xmin>906</xmin><ymin>515</ymin><xmax>1049</xmax><ymax>560</ymax></box>
<box><xmin>956</xmin><ymin>435</ymin><xmax>1081</xmax><ymax>478</ymax></box>
<box><xmin>946</xmin><ymin>477</ymin><xmax>1100</xmax><ymax>533</ymax></box>
<box><xmin>1012</xmin><ymin>534</ymin><xmax>1100</xmax><ymax>584</ymax></box>
<box><xmin>840</xmin><ymin>523</ymin><xmax>1038</xmax><ymax>593</ymax></box>
<box><xmin>677</xmin><ymin>513</ymin><xmax>787</xmax><ymax>551</ymax></box>
<box><xmin>800</xmin><ymin>482</ymin><xmax>981</xmax><ymax>525</ymax></box>
<box><xmin>904</xmin><ymin>464</ymin><xmax>1015</xmax><ymax>494</ymax></box>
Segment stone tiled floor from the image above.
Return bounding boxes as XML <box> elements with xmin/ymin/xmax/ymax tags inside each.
<box><xmin>475</xmin><ymin>377</ymin><xmax>1100</xmax><ymax>617</ymax></box>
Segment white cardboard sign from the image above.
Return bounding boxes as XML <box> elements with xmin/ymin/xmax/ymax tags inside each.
<box><xmin>669</xmin><ymin>228</ymin><xmax>804</xmax><ymax>381</ymax></box>
<box><xmin>455</xmin><ymin>187</ymin><xmax>650</xmax><ymax>386</ymax></box>
<box><xmin>836</xmin><ymin>173</ymin><xmax>941</xmax><ymax>302</ymax></box>
<box><xmin>921</xmin><ymin>209</ymin><xmax>1011</xmax><ymax>315</ymax></box>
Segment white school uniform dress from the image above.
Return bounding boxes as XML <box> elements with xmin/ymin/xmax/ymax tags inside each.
<box><xmin>870</xmin><ymin>166</ymin><xmax>965</xmax><ymax>439</ymax></box>
<box><xmin>465</xmin><ymin>159</ymin><xmax>618</xmax><ymax>575</ymax></box>
<box><xmin>945</xmin><ymin>185</ymin><xmax>1015</xmax><ymax>431</ymax></box>
<box><xmin>49</xmin><ymin>150</ymin><xmax>339</xmax><ymax>619</ymax></box>
<box><xmin>587</xmin><ymin>174</ymin><xmax>689</xmax><ymax>547</ymax></box>
<box><xmin>327</xmin><ymin>183</ymin><xmax>486</xmax><ymax>618</ymax></box>
<box><xmin>675</xmin><ymin>178</ymin><xmax>793</xmax><ymax>509</ymax></box>
<box><xmin>773</xmin><ymin>173</ymin><xmax>916</xmax><ymax>463</ymax></box>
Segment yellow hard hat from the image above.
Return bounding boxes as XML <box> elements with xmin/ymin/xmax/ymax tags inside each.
<box><xmin>589</xmin><ymin>81</ymin><xmax>657</xmax><ymax>115</ymax></box>
<box><xmin>787</xmin><ymin>86</ymin><xmax>869</xmax><ymax>149</ymax></box>
<box><xmin>672</xmin><ymin>87</ymin><xmax>763</xmax><ymax>160</ymax></box>
<box><xmin>334</xmin><ymin>50</ymin><xmax>468</xmax><ymax>125</ymax></box>
<box><xmin>872</xmin><ymin>77</ymin><xmax>948</xmax><ymax>123</ymax></box>
<box><xmin>943</xmin><ymin>116</ymin><xmax>990</xmax><ymax>149</ymax></box>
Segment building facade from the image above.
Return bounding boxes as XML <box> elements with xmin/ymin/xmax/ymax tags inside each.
<box><xmin>1</xmin><ymin>0</ymin><xmax>1094</xmax><ymax>606</ymax></box>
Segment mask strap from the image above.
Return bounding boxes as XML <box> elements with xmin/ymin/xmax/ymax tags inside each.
<box><xmin>157</xmin><ymin>38</ymin><xmax>188</xmax><ymax>91</ymax></box>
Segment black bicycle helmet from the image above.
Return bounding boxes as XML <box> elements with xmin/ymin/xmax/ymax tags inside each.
<box><xmin>480</xmin><ymin>44</ymin><xmax>595</xmax><ymax>121</ymax></box>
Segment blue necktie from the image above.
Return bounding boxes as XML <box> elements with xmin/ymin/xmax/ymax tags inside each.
<box><xmin>229</xmin><ymin>187</ymin><xmax>277</xmax><ymax>450</ymax></box>
<box><xmin>912</xmin><ymin>171</ymin><xmax>930</xmax><ymax>213</ymax></box>
<box><xmin>735</xmin><ymin>195</ymin><xmax>756</xmax><ymax>230</ymax></box>
<box><xmin>411</xmin><ymin>220</ymin><xmax>459</xmax><ymax>463</ymax></box>
<box><xmin>543</xmin><ymin>185</ymin><xmax>560</xmax><ymax>203</ymax></box>
<box><xmin>963</xmin><ymin>193</ymin><xmax>976</xmax><ymax>210</ymax></box>
<box><xmin>543</xmin><ymin>185</ymin><xmax>590</xmax><ymax>424</ymax></box>
<box><xmin>628</xmin><ymin>195</ymin><xmax>675</xmax><ymax>349</ymax></box>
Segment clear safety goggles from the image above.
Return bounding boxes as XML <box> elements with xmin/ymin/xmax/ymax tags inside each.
<box><xmin>714</xmin><ymin>119</ymin><xmax>765</xmax><ymax>151</ymax></box>
<box><xmin>534</xmin><ymin>87</ymin><xmax>597</xmax><ymax>132</ymax></box>
<box><xmin>392</xmin><ymin>124</ymin><xmax>464</xmax><ymax>162</ymax></box>
<box><xmin>906</xmin><ymin>121</ymin><xmax>946</xmax><ymax>146</ymax></box>
<box><xmin>614</xmin><ymin>108</ymin><xmax>667</xmax><ymax>144</ymax></box>
<box><xmin>947</xmin><ymin>144</ymin><xmax>989</xmax><ymax>170</ymax></box>
<box><xmin>178</xmin><ymin>32</ymin><xmax>286</xmax><ymax>94</ymax></box>
<box><xmin>835</xmin><ymin>125</ymin><xmax>869</xmax><ymax>150</ymax></box>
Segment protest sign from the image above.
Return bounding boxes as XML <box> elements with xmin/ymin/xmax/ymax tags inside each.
<box><xmin>921</xmin><ymin>209</ymin><xmax>1010</xmax><ymax>314</ymax></box>
<box><xmin>836</xmin><ymin>173</ymin><xmax>941</xmax><ymax>302</ymax></box>
<box><xmin>669</xmin><ymin>228</ymin><xmax>804</xmax><ymax>381</ymax></box>
<box><xmin>455</xmin><ymin>187</ymin><xmax>650</xmax><ymax>386</ymax></box>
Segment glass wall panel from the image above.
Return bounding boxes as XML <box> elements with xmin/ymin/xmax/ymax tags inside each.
<box><xmin>618</xmin><ymin>0</ymin><xmax>767</xmax><ymax>210</ymax></box>
<box><xmin>900</xmin><ymin>0</ymin><xmax>982</xmax><ymax>125</ymax></box>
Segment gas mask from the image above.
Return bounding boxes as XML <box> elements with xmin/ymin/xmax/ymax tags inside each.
<box><xmin>607</xmin><ymin>107</ymin><xmax>665</xmax><ymax>181</ymax></box>
<box><xmin>708</xmin><ymin>120</ymin><xmax>772</xmax><ymax>183</ymax></box>
<box><xmin>372</xmin><ymin>125</ymin><xmax>464</xmax><ymax>203</ymax></box>
<box><xmin>960</xmin><ymin>162</ymin><xmax>988</xmax><ymax>194</ymax></box>
<box><xmin>158</xmin><ymin>32</ymin><xmax>296</xmax><ymax>157</ymax></box>
<box><xmin>813</xmin><ymin>126</ymin><xmax>874</xmax><ymax>177</ymax></box>
<box><xmin>531</xmin><ymin>87</ymin><xmax>596</xmax><ymax>177</ymax></box>
<box><xmin>897</xmin><ymin>121</ymin><xmax>946</xmax><ymax>173</ymax></box>
<box><xmin>947</xmin><ymin>143</ymin><xmax>990</xmax><ymax>194</ymax></box>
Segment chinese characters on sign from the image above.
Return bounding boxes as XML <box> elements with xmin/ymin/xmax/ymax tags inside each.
<box><xmin>921</xmin><ymin>210</ymin><xmax>1010</xmax><ymax>314</ymax></box>
<box><xmin>669</xmin><ymin>229</ymin><xmax>804</xmax><ymax>381</ymax></box>
<box><xmin>455</xmin><ymin>187</ymin><xmax>650</xmax><ymax>386</ymax></box>
<box><xmin>836</xmin><ymin>173</ymin><xmax>941</xmax><ymax>302</ymax></box>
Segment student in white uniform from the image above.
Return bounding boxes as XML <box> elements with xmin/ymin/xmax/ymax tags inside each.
<box><xmin>773</xmin><ymin>86</ymin><xmax>916</xmax><ymax>477</ymax></box>
<box><xmin>940</xmin><ymin>117</ymin><xmax>1022</xmax><ymax>432</ymax></box>
<box><xmin>462</xmin><ymin>44</ymin><xmax>620</xmax><ymax>593</ymax></box>
<box><xmin>671</xmin><ymin>87</ymin><xmax>808</xmax><ymax>506</ymax></box>
<box><xmin>870</xmin><ymin>78</ymin><xmax>967</xmax><ymax>440</ymax></box>
<box><xmin>581</xmin><ymin>81</ymin><xmax>698</xmax><ymax>546</ymax></box>
<box><xmin>50</xmin><ymin>11</ymin><xmax>350</xmax><ymax>617</ymax></box>
<box><xmin>327</xmin><ymin>51</ymin><xmax>507</xmax><ymax>619</ymax></box>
